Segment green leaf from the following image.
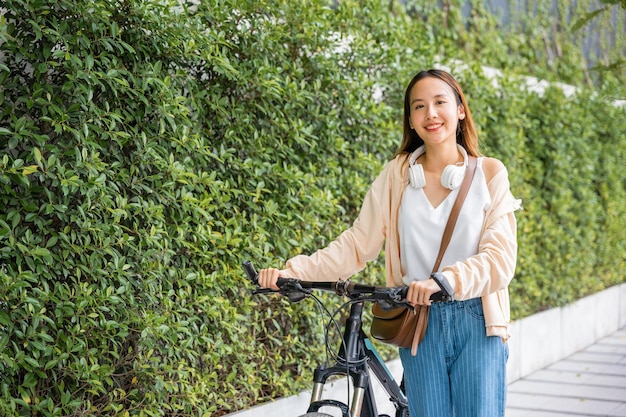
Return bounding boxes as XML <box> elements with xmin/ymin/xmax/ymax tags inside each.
<box><xmin>22</xmin><ymin>372</ymin><xmax>38</xmax><ymax>388</ymax></box>
<box><xmin>30</xmin><ymin>247</ymin><xmax>51</xmax><ymax>257</ymax></box>
<box><xmin>571</xmin><ymin>7</ymin><xmax>608</xmax><ymax>32</ymax></box>
<box><xmin>22</xmin><ymin>165</ymin><xmax>39</xmax><ymax>176</ymax></box>
<box><xmin>33</xmin><ymin>147</ymin><xmax>43</xmax><ymax>166</ymax></box>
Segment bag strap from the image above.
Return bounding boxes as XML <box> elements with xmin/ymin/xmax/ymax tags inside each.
<box><xmin>409</xmin><ymin>156</ymin><xmax>478</xmax><ymax>356</ymax></box>
<box><xmin>431</xmin><ymin>156</ymin><xmax>477</xmax><ymax>273</ymax></box>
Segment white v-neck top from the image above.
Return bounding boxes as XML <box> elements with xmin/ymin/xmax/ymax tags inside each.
<box><xmin>399</xmin><ymin>157</ymin><xmax>490</xmax><ymax>283</ymax></box>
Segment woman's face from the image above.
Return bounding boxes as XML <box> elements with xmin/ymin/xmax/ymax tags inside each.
<box><xmin>408</xmin><ymin>76</ymin><xmax>465</xmax><ymax>147</ymax></box>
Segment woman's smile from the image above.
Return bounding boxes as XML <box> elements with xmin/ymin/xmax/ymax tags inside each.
<box><xmin>424</xmin><ymin>123</ymin><xmax>443</xmax><ymax>132</ymax></box>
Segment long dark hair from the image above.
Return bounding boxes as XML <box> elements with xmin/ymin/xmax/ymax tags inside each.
<box><xmin>396</xmin><ymin>69</ymin><xmax>480</xmax><ymax>157</ymax></box>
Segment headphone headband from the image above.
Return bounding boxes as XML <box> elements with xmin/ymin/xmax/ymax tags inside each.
<box><xmin>408</xmin><ymin>145</ymin><xmax>468</xmax><ymax>190</ymax></box>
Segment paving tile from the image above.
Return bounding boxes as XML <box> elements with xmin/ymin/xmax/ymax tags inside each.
<box><xmin>505</xmin><ymin>409</ymin><xmax>576</xmax><ymax>417</ymax></box>
<box><xmin>509</xmin><ymin>393</ymin><xmax>623</xmax><ymax>416</ymax></box>
<box><xmin>504</xmin><ymin>408</ymin><xmax>531</xmax><ymax>417</ymax></box>
<box><xmin>610</xmin><ymin>403</ymin><xmax>626</xmax><ymax>417</ymax></box>
<box><xmin>548</xmin><ymin>360</ymin><xmax>626</xmax><ymax>376</ymax></box>
<box><xmin>524</xmin><ymin>369</ymin><xmax>626</xmax><ymax>388</ymax></box>
<box><xmin>567</xmin><ymin>351</ymin><xmax>626</xmax><ymax>364</ymax></box>
<box><xmin>505</xmin><ymin>409</ymin><xmax>534</xmax><ymax>417</ymax></box>
<box><xmin>586</xmin><ymin>343</ymin><xmax>626</xmax><ymax>355</ymax></box>
<box><xmin>507</xmin><ymin>392</ymin><xmax>553</xmax><ymax>410</ymax></box>
<box><xmin>506</xmin><ymin>411</ymin><xmax>581</xmax><ymax>417</ymax></box>
<box><xmin>508</xmin><ymin>379</ymin><xmax>626</xmax><ymax>402</ymax></box>
<box><xmin>600</xmin><ymin>334</ymin><xmax>626</xmax><ymax>346</ymax></box>
<box><xmin>527</xmin><ymin>413</ymin><xmax>582</xmax><ymax>417</ymax></box>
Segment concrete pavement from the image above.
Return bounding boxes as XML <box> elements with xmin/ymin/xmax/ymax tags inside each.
<box><xmin>506</xmin><ymin>326</ymin><xmax>626</xmax><ymax>417</ymax></box>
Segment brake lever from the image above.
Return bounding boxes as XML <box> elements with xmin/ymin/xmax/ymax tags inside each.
<box><xmin>430</xmin><ymin>291</ymin><xmax>449</xmax><ymax>302</ymax></box>
<box><xmin>252</xmin><ymin>279</ymin><xmax>311</xmax><ymax>303</ymax></box>
<box><xmin>399</xmin><ymin>301</ymin><xmax>415</xmax><ymax>311</ymax></box>
<box><xmin>280</xmin><ymin>280</ymin><xmax>311</xmax><ymax>302</ymax></box>
<box><xmin>252</xmin><ymin>288</ymin><xmax>277</xmax><ymax>295</ymax></box>
<box><xmin>430</xmin><ymin>272</ymin><xmax>453</xmax><ymax>302</ymax></box>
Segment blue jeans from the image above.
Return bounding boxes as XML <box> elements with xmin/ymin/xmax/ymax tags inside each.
<box><xmin>399</xmin><ymin>298</ymin><xmax>508</xmax><ymax>417</ymax></box>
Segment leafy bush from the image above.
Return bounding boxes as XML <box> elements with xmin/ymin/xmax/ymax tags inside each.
<box><xmin>0</xmin><ymin>0</ymin><xmax>624</xmax><ymax>416</ymax></box>
<box><xmin>449</xmin><ymin>68</ymin><xmax>626</xmax><ymax>316</ymax></box>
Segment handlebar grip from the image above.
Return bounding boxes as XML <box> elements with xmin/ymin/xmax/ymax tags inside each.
<box><xmin>243</xmin><ymin>260</ymin><xmax>259</xmax><ymax>285</ymax></box>
<box><xmin>243</xmin><ymin>260</ymin><xmax>290</xmax><ymax>290</ymax></box>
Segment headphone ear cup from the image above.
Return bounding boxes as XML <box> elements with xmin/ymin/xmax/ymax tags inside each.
<box><xmin>441</xmin><ymin>164</ymin><xmax>466</xmax><ymax>190</ymax></box>
<box><xmin>409</xmin><ymin>164</ymin><xmax>426</xmax><ymax>188</ymax></box>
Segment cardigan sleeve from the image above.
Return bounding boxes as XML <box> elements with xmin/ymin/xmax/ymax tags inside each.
<box><xmin>441</xmin><ymin>166</ymin><xmax>521</xmax><ymax>300</ymax></box>
<box><xmin>280</xmin><ymin>162</ymin><xmax>392</xmax><ymax>281</ymax></box>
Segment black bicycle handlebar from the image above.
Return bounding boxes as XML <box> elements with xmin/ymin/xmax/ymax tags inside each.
<box><xmin>243</xmin><ymin>260</ymin><xmax>453</xmax><ymax>306</ymax></box>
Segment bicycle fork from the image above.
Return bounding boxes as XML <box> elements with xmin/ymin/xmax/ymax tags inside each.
<box><xmin>305</xmin><ymin>301</ymin><xmax>407</xmax><ymax>417</ymax></box>
<box><xmin>309</xmin><ymin>365</ymin><xmax>372</xmax><ymax>417</ymax></box>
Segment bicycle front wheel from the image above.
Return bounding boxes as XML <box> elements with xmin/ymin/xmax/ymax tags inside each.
<box><xmin>297</xmin><ymin>413</ymin><xmax>334</xmax><ymax>417</ymax></box>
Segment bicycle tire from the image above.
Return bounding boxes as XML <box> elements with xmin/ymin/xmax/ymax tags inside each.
<box><xmin>297</xmin><ymin>413</ymin><xmax>334</xmax><ymax>417</ymax></box>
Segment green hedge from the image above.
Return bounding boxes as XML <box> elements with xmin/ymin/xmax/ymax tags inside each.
<box><xmin>0</xmin><ymin>0</ymin><xmax>624</xmax><ymax>416</ymax></box>
<box><xmin>457</xmin><ymin>71</ymin><xmax>626</xmax><ymax>316</ymax></box>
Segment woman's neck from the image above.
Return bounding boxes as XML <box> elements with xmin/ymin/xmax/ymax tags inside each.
<box><xmin>419</xmin><ymin>143</ymin><xmax>462</xmax><ymax>171</ymax></box>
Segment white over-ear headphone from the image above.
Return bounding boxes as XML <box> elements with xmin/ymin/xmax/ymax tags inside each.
<box><xmin>408</xmin><ymin>145</ymin><xmax>468</xmax><ymax>190</ymax></box>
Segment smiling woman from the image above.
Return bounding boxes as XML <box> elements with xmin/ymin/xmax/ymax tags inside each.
<box><xmin>257</xmin><ymin>68</ymin><xmax>520</xmax><ymax>416</ymax></box>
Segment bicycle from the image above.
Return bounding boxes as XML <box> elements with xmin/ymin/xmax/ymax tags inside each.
<box><xmin>243</xmin><ymin>260</ymin><xmax>452</xmax><ymax>417</ymax></box>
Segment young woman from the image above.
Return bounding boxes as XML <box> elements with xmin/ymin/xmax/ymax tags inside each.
<box><xmin>258</xmin><ymin>69</ymin><xmax>520</xmax><ymax>416</ymax></box>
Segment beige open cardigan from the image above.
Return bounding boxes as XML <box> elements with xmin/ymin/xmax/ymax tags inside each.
<box><xmin>282</xmin><ymin>153</ymin><xmax>521</xmax><ymax>341</ymax></box>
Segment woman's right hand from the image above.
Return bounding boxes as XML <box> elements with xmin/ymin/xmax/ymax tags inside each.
<box><xmin>257</xmin><ymin>268</ymin><xmax>284</xmax><ymax>291</ymax></box>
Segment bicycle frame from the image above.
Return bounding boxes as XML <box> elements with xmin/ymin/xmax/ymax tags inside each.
<box><xmin>305</xmin><ymin>301</ymin><xmax>409</xmax><ymax>417</ymax></box>
<box><xmin>242</xmin><ymin>260</ymin><xmax>426</xmax><ymax>417</ymax></box>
